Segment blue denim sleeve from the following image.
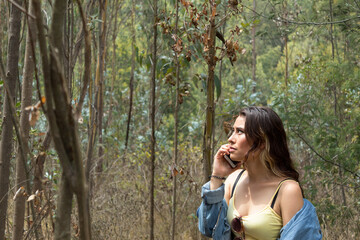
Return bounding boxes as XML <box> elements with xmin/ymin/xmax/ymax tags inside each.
<box><xmin>279</xmin><ymin>199</ymin><xmax>322</xmax><ymax>240</ymax></box>
<box><xmin>196</xmin><ymin>181</ymin><xmax>231</xmax><ymax>240</ymax></box>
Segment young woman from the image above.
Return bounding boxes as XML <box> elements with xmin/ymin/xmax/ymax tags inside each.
<box><xmin>197</xmin><ymin>107</ymin><xmax>322</xmax><ymax>240</ymax></box>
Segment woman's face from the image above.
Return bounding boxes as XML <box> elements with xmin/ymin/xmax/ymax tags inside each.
<box><xmin>228</xmin><ymin>116</ymin><xmax>252</xmax><ymax>162</ymax></box>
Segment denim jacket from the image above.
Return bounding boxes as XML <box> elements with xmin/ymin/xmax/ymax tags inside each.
<box><xmin>197</xmin><ymin>181</ymin><xmax>322</xmax><ymax>240</ymax></box>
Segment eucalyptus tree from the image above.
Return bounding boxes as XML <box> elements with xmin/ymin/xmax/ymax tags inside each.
<box><xmin>149</xmin><ymin>0</ymin><xmax>158</xmax><ymax>237</ymax></box>
<box><xmin>33</xmin><ymin>0</ymin><xmax>91</xmax><ymax>238</ymax></box>
<box><xmin>0</xmin><ymin>1</ymin><xmax>22</xmax><ymax>239</ymax></box>
<box><xmin>12</xmin><ymin>1</ymin><xmax>38</xmax><ymax>239</ymax></box>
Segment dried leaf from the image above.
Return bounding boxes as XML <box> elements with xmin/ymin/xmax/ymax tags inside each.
<box><xmin>29</xmin><ymin>109</ymin><xmax>40</xmax><ymax>126</ymax></box>
<box><xmin>78</xmin><ymin>116</ymin><xmax>84</xmax><ymax>124</ymax></box>
<box><xmin>27</xmin><ymin>194</ymin><xmax>36</xmax><ymax>202</ymax></box>
<box><xmin>13</xmin><ymin>187</ymin><xmax>25</xmax><ymax>200</ymax></box>
<box><xmin>172</xmin><ymin>167</ymin><xmax>179</xmax><ymax>177</ymax></box>
<box><xmin>25</xmin><ymin>106</ymin><xmax>33</xmax><ymax>111</ymax></box>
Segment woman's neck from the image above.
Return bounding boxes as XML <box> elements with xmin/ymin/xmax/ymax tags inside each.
<box><xmin>245</xmin><ymin>156</ymin><xmax>277</xmax><ymax>183</ymax></box>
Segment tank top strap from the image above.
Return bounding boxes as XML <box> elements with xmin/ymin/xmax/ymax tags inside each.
<box><xmin>269</xmin><ymin>178</ymin><xmax>295</xmax><ymax>208</ymax></box>
<box><xmin>231</xmin><ymin>170</ymin><xmax>245</xmax><ymax>198</ymax></box>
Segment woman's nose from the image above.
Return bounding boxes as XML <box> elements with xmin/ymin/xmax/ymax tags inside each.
<box><xmin>228</xmin><ymin>131</ymin><xmax>236</xmax><ymax>143</ymax></box>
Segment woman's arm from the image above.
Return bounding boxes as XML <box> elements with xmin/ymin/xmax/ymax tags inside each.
<box><xmin>197</xmin><ymin>182</ymin><xmax>231</xmax><ymax>240</ymax></box>
<box><xmin>278</xmin><ymin>181</ymin><xmax>304</xmax><ymax>226</ymax></box>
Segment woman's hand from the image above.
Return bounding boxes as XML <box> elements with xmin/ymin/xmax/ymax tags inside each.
<box><xmin>212</xmin><ymin>144</ymin><xmax>237</xmax><ymax>177</ymax></box>
<box><xmin>210</xmin><ymin>144</ymin><xmax>241</xmax><ymax>190</ymax></box>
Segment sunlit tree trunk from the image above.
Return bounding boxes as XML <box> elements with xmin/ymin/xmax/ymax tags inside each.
<box><xmin>150</xmin><ymin>0</ymin><xmax>158</xmax><ymax>238</ymax></box>
<box><xmin>203</xmin><ymin>0</ymin><xmax>216</xmax><ymax>183</ymax></box>
<box><xmin>0</xmin><ymin>1</ymin><xmax>22</xmax><ymax>239</ymax></box>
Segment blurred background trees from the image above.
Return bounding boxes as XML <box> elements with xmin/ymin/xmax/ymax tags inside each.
<box><xmin>0</xmin><ymin>0</ymin><xmax>359</xmax><ymax>239</ymax></box>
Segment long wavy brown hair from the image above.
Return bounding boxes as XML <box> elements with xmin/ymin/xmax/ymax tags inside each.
<box><xmin>239</xmin><ymin>106</ymin><xmax>300</xmax><ymax>182</ymax></box>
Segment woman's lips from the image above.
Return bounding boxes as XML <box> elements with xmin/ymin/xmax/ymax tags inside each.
<box><xmin>229</xmin><ymin>147</ymin><xmax>236</xmax><ymax>153</ymax></box>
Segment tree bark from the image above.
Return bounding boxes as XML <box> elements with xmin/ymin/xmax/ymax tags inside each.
<box><xmin>33</xmin><ymin>0</ymin><xmax>91</xmax><ymax>239</ymax></box>
<box><xmin>171</xmin><ymin>0</ymin><xmax>180</xmax><ymax>239</ymax></box>
<box><xmin>125</xmin><ymin>0</ymin><xmax>136</xmax><ymax>151</ymax></box>
<box><xmin>150</xmin><ymin>0</ymin><xmax>158</xmax><ymax>238</ymax></box>
<box><xmin>0</xmin><ymin>1</ymin><xmax>22</xmax><ymax>239</ymax></box>
<box><xmin>74</xmin><ymin>0</ymin><xmax>92</xmax><ymax>120</ymax></box>
<box><xmin>283</xmin><ymin>1</ymin><xmax>288</xmax><ymax>87</ymax></box>
<box><xmin>12</xmin><ymin>1</ymin><xmax>37</xmax><ymax>239</ymax></box>
<box><xmin>96</xmin><ymin>0</ymin><xmax>108</xmax><ymax>174</ymax></box>
<box><xmin>251</xmin><ymin>0</ymin><xmax>257</xmax><ymax>92</ymax></box>
<box><xmin>86</xmin><ymin>0</ymin><xmax>107</xmax><ymax>184</ymax></box>
<box><xmin>203</xmin><ymin>1</ymin><xmax>216</xmax><ymax>184</ymax></box>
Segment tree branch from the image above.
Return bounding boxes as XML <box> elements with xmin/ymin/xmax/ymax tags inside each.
<box><xmin>291</xmin><ymin>128</ymin><xmax>359</xmax><ymax>179</ymax></box>
<box><xmin>243</xmin><ymin>3</ymin><xmax>360</xmax><ymax>26</ymax></box>
<box><xmin>6</xmin><ymin>0</ymin><xmax>36</xmax><ymax>19</ymax></box>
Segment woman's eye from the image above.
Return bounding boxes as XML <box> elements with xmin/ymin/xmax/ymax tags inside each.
<box><xmin>236</xmin><ymin>129</ymin><xmax>244</xmax><ymax>134</ymax></box>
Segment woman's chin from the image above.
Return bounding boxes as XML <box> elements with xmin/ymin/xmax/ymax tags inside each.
<box><xmin>230</xmin><ymin>155</ymin><xmax>242</xmax><ymax>162</ymax></box>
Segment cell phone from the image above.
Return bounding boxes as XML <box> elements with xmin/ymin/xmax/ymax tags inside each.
<box><xmin>224</xmin><ymin>154</ymin><xmax>238</xmax><ymax>168</ymax></box>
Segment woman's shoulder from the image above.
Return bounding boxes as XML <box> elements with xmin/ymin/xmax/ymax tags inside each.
<box><xmin>278</xmin><ymin>180</ymin><xmax>304</xmax><ymax>225</ymax></box>
<box><xmin>226</xmin><ymin>169</ymin><xmax>246</xmax><ymax>185</ymax></box>
<box><xmin>280</xmin><ymin>180</ymin><xmax>302</xmax><ymax>194</ymax></box>
<box><xmin>224</xmin><ymin>169</ymin><xmax>245</xmax><ymax>201</ymax></box>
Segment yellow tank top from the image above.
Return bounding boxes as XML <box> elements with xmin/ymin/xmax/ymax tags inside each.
<box><xmin>227</xmin><ymin>175</ymin><xmax>295</xmax><ymax>240</ymax></box>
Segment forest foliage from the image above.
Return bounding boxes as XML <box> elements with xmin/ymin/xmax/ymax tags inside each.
<box><xmin>0</xmin><ymin>0</ymin><xmax>359</xmax><ymax>239</ymax></box>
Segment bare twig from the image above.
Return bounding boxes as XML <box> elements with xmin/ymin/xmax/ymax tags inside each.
<box><xmin>6</xmin><ymin>0</ymin><xmax>36</xmax><ymax>19</ymax></box>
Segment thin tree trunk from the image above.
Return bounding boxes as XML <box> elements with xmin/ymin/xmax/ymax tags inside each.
<box><xmin>33</xmin><ymin>0</ymin><xmax>91</xmax><ymax>238</ymax></box>
<box><xmin>283</xmin><ymin>1</ymin><xmax>288</xmax><ymax>87</ymax></box>
<box><xmin>86</xmin><ymin>0</ymin><xmax>107</xmax><ymax>185</ymax></box>
<box><xmin>329</xmin><ymin>0</ymin><xmax>335</xmax><ymax>60</ymax></box>
<box><xmin>125</xmin><ymin>0</ymin><xmax>136</xmax><ymax>151</ymax></box>
<box><xmin>203</xmin><ymin>1</ymin><xmax>216</xmax><ymax>184</ymax></box>
<box><xmin>150</xmin><ymin>0</ymin><xmax>158</xmax><ymax>238</ymax></box>
<box><xmin>171</xmin><ymin>0</ymin><xmax>180</xmax><ymax>238</ymax></box>
<box><xmin>251</xmin><ymin>0</ymin><xmax>256</xmax><ymax>92</ymax></box>
<box><xmin>12</xmin><ymin>1</ymin><xmax>37</xmax><ymax>239</ymax></box>
<box><xmin>0</xmin><ymin>1</ymin><xmax>22</xmax><ymax>239</ymax></box>
<box><xmin>74</xmin><ymin>0</ymin><xmax>92</xmax><ymax>120</ymax></box>
<box><xmin>96</xmin><ymin>0</ymin><xmax>107</xmax><ymax>175</ymax></box>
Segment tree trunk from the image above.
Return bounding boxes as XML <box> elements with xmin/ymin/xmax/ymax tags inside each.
<box><xmin>203</xmin><ymin>1</ymin><xmax>216</xmax><ymax>184</ymax></box>
<box><xmin>54</xmin><ymin>174</ymin><xmax>73</xmax><ymax>239</ymax></box>
<box><xmin>33</xmin><ymin>0</ymin><xmax>91</xmax><ymax>238</ymax></box>
<box><xmin>150</xmin><ymin>0</ymin><xmax>158</xmax><ymax>238</ymax></box>
<box><xmin>96</xmin><ymin>0</ymin><xmax>109</xmax><ymax>174</ymax></box>
<box><xmin>86</xmin><ymin>0</ymin><xmax>107</xmax><ymax>185</ymax></box>
<box><xmin>0</xmin><ymin>1</ymin><xmax>22</xmax><ymax>239</ymax></box>
<box><xmin>171</xmin><ymin>0</ymin><xmax>180</xmax><ymax>239</ymax></box>
<box><xmin>12</xmin><ymin>1</ymin><xmax>37</xmax><ymax>239</ymax></box>
<box><xmin>251</xmin><ymin>0</ymin><xmax>257</xmax><ymax>92</ymax></box>
<box><xmin>283</xmin><ymin>1</ymin><xmax>288</xmax><ymax>87</ymax></box>
<box><xmin>125</xmin><ymin>0</ymin><xmax>136</xmax><ymax>151</ymax></box>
